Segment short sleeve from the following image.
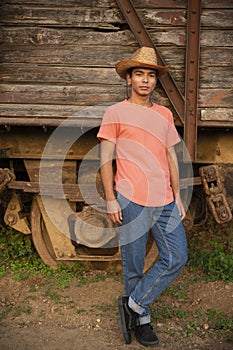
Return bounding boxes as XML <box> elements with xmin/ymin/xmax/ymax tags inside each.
<box><xmin>97</xmin><ymin>106</ymin><xmax>119</xmax><ymax>143</ymax></box>
<box><xmin>166</xmin><ymin>110</ymin><xmax>180</xmax><ymax>148</ymax></box>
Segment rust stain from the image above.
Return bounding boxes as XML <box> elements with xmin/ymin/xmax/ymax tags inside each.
<box><xmin>208</xmin><ymin>91</ymin><xmax>228</xmax><ymax>105</ymax></box>
<box><xmin>90</xmin><ymin>95</ymin><xmax>101</xmax><ymax>103</ymax></box>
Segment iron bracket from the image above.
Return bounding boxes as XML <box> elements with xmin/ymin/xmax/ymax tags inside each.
<box><xmin>199</xmin><ymin>165</ymin><xmax>232</xmax><ymax>224</ymax></box>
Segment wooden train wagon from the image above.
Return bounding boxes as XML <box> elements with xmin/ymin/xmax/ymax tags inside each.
<box><xmin>0</xmin><ymin>0</ymin><xmax>232</xmax><ymax>267</ymax></box>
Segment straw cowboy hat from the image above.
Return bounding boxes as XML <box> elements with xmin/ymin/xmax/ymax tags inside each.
<box><xmin>115</xmin><ymin>46</ymin><xmax>169</xmax><ymax>79</ymax></box>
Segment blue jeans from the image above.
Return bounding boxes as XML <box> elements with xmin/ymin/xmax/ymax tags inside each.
<box><xmin>117</xmin><ymin>192</ymin><xmax>188</xmax><ymax>325</ymax></box>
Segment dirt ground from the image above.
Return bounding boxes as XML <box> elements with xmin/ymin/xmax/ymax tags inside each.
<box><xmin>0</xmin><ymin>266</ymin><xmax>232</xmax><ymax>350</ymax></box>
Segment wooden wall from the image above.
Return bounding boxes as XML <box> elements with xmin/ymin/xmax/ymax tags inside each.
<box><xmin>0</xmin><ymin>0</ymin><xmax>232</xmax><ymax>126</ymax></box>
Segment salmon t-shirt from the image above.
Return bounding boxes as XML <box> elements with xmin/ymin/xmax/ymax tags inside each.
<box><xmin>97</xmin><ymin>100</ymin><xmax>180</xmax><ymax>207</ymax></box>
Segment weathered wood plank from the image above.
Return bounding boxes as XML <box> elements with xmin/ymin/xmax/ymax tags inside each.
<box><xmin>1</xmin><ymin>27</ymin><xmax>181</xmax><ymax>46</ymax></box>
<box><xmin>0</xmin><ymin>46</ymin><xmax>185</xmax><ymax>70</ymax></box>
<box><xmin>199</xmin><ymin>89</ymin><xmax>233</xmax><ymax>108</ymax></box>
<box><xmin>200</xmin><ymin>47</ymin><xmax>233</xmax><ymax>66</ymax></box>
<box><xmin>1</xmin><ymin>26</ymin><xmax>232</xmax><ymax>52</ymax></box>
<box><xmin>0</xmin><ymin>83</ymin><xmax>169</xmax><ymax>106</ymax></box>
<box><xmin>200</xmin><ymin>30</ymin><xmax>233</xmax><ymax>47</ymax></box>
<box><xmin>1</xmin><ymin>4</ymin><xmax>232</xmax><ymax>28</ymax></box>
<box><xmin>2</xmin><ymin>0</ymin><xmax>233</xmax><ymax>9</ymax></box>
<box><xmin>0</xmin><ymin>103</ymin><xmax>106</xmax><ymax>121</ymax></box>
<box><xmin>2</xmin><ymin>85</ymin><xmax>232</xmax><ymax>109</ymax></box>
<box><xmin>0</xmin><ymin>6</ymin><xmax>188</xmax><ymax>27</ymax></box>
<box><xmin>0</xmin><ymin>64</ymin><xmax>122</xmax><ymax>85</ymax></box>
<box><xmin>201</xmin><ymin>108</ymin><xmax>233</xmax><ymax>121</ymax></box>
<box><xmin>0</xmin><ymin>44</ymin><xmax>137</xmax><ymax>65</ymax></box>
<box><xmin>0</xmin><ymin>64</ymin><xmax>124</xmax><ymax>85</ymax></box>
<box><xmin>0</xmin><ymin>5</ymin><xmax>123</xmax><ymax>28</ymax></box>
<box><xmin>0</xmin><ymin>0</ymin><xmax>187</xmax><ymax>8</ymax></box>
<box><xmin>201</xmin><ymin>9</ymin><xmax>233</xmax><ymax>28</ymax></box>
<box><xmin>202</xmin><ymin>1</ymin><xmax>233</xmax><ymax>8</ymax></box>
<box><xmin>2</xmin><ymin>66</ymin><xmax>232</xmax><ymax>92</ymax></box>
<box><xmin>1</xmin><ymin>0</ymin><xmax>115</xmax><ymax>7</ymax></box>
<box><xmin>0</xmin><ymin>28</ymin><xmax>137</xmax><ymax>47</ymax></box>
<box><xmin>0</xmin><ymin>84</ymin><xmax>124</xmax><ymax>105</ymax></box>
<box><xmin>1</xmin><ymin>43</ymin><xmax>232</xmax><ymax>69</ymax></box>
<box><xmin>1</xmin><ymin>104</ymin><xmax>232</xmax><ymax>126</ymax></box>
<box><xmin>199</xmin><ymin>67</ymin><xmax>233</xmax><ymax>88</ymax></box>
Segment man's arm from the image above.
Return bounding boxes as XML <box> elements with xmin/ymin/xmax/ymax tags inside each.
<box><xmin>167</xmin><ymin>146</ymin><xmax>186</xmax><ymax>219</ymax></box>
<box><xmin>100</xmin><ymin>139</ymin><xmax>122</xmax><ymax>224</ymax></box>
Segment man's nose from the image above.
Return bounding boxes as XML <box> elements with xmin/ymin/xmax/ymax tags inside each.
<box><xmin>142</xmin><ymin>75</ymin><xmax>148</xmax><ymax>82</ymax></box>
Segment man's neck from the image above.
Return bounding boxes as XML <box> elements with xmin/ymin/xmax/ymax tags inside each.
<box><xmin>128</xmin><ymin>96</ymin><xmax>152</xmax><ymax>108</ymax></box>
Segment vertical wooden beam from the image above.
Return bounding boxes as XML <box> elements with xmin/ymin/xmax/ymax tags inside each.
<box><xmin>184</xmin><ymin>0</ymin><xmax>201</xmax><ymax>161</ymax></box>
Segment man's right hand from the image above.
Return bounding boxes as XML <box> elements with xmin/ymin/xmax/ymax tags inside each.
<box><xmin>107</xmin><ymin>199</ymin><xmax>123</xmax><ymax>225</ymax></box>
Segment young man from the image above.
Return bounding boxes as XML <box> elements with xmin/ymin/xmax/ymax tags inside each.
<box><xmin>97</xmin><ymin>47</ymin><xmax>188</xmax><ymax>346</ymax></box>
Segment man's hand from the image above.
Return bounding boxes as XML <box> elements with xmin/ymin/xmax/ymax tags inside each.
<box><xmin>107</xmin><ymin>199</ymin><xmax>123</xmax><ymax>225</ymax></box>
<box><xmin>175</xmin><ymin>196</ymin><xmax>186</xmax><ymax>220</ymax></box>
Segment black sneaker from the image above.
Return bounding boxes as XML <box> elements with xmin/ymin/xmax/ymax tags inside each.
<box><xmin>135</xmin><ymin>323</ymin><xmax>159</xmax><ymax>346</ymax></box>
<box><xmin>117</xmin><ymin>296</ymin><xmax>139</xmax><ymax>344</ymax></box>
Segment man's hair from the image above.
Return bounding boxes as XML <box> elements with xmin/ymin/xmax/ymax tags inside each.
<box><xmin>127</xmin><ymin>67</ymin><xmax>159</xmax><ymax>78</ymax></box>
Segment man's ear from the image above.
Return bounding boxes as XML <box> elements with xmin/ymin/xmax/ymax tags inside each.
<box><xmin>126</xmin><ymin>74</ymin><xmax>131</xmax><ymax>86</ymax></box>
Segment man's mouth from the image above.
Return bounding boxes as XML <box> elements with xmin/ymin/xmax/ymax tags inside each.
<box><xmin>139</xmin><ymin>86</ymin><xmax>149</xmax><ymax>90</ymax></box>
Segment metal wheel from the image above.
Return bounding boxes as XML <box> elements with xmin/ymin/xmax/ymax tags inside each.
<box><xmin>31</xmin><ymin>197</ymin><xmax>57</xmax><ymax>268</ymax></box>
<box><xmin>30</xmin><ymin>196</ymin><xmax>159</xmax><ymax>271</ymax></box>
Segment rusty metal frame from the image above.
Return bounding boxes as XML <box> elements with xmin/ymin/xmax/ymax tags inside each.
<box><xmin>184</xmin><ymin>0</ymin><xmax>201</xmax><ymax>161</ymax></box>
<box><xmin>115</xmin><ymin>0</ymin><xmax>185</xmax><ymax>125</ymax></box>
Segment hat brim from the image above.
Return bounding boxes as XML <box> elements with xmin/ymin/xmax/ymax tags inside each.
<box><xmin>115</xmin><ymin>59</ymin><xmax>169</xmax><ymax>79</ymax></box>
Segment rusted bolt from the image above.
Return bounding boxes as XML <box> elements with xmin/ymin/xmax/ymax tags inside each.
<box><xmin>216</xmin><ymin>145</ymin><xmax>221</xmax><ymax>156</ymax></box>
<box><xmin>190</xmin><ymin>59</ymin><xmax>195</xmax><ymax>63</ymax></box>
<box><xmin>7</xmin><ymin>214</ymin><xmax>17</xmax><ymax>225</ymax></box>
<box><xmin>127</xmin><ymin>9</ymin><xmax>130</xmax><ymax>13</ymax></box>
<box><xmin>189</xmin><ymin>89</ymin><xmax>194</xmax><ymax>93</ymax></box>
<box><xmin>192</xmin><ymin>9</ymin><xmax>197</xmax><ymax>14</ymax></box>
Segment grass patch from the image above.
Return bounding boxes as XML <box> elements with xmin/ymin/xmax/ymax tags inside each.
<box><xmin>151</xmin><ymin>302</ymin><xmax>189</xmax><ymax>322</ymax></box>
<box><xmin>164</xmin><ymin>284</ymin><xmax>188</xmax><ymax>299</ymax></box>
<box><xmin>188</xmin><ymin>225</ymin><xmax>233</xmax><ymax>282</ymax></box>
<box><xmin>13</xmin><ymin>306</ymin><xmax>32</xmax><ymax>317</ymax></box>
<box><xmin>207</xmin><ymin>309</ymin><xmax>233</xmax><ymax>330</ymax></box>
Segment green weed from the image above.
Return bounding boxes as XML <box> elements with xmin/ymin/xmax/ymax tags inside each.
<box><xmin>188</xmin><ymin>237</ymin><xmax>233</xmax><ymax>281</ymax></box>
<box><xmin>13</xmin><ymin>306</ymin><xmax>32</xmax><ymax>317</ymax></box>
<box><xmin>165</xmin><ymin>284</ymin><xmax>188</xmax><ymax>299</ymax></box>
<box><xmin>76</xmin><ymin>308</ymin><xmax>86</xmax><ymax>315</ymax></box>
<box><xmin>206</xmin><ymin>309</ymin><xmax>233</xmax><ymax>330</ymax></box>
<box><xmin>0</xmin><ymin>305</ymin><xmax>12</xmax><ymax>320</ymax></box>
<box><xmin>182</xmin><ymin>321</ymin><xmax>200</xmax><ymax>338</ymax></box>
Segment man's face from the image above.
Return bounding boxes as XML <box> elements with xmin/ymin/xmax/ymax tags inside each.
<box><xmin>126</xmin><ymin>68</ymin><xmax>157</xmax><ymax>97</ymax></box>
